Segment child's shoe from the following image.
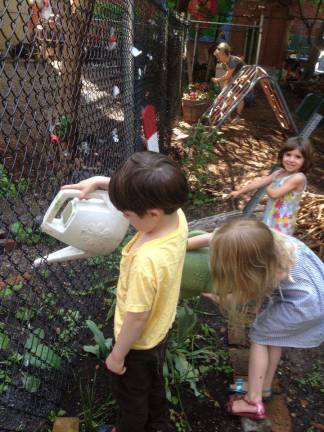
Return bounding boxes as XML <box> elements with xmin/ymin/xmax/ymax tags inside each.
<box><xmin>96</xmin><ymin>425</ymin><xmax>116</xmax><ymax>432</ymax></box>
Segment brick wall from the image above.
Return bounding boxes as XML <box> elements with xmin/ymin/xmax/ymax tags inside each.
<box><xmin>230</xmin><ymin>0</ymin><xmax>324</xmax><ymax>68</ymax></box>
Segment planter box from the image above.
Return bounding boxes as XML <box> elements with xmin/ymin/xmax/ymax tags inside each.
<box><xmin>182</xmin><ymin>98</ymin><xmax>212</xmax><ymax>124</ymax></box>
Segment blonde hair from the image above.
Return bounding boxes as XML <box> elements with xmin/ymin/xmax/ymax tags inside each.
<box><xmin>216</xmin><ymin>42</ymin><xmax>231</xmax><ymax>56</ymax></box>
<box><xmin>209</xmin><ymin>219</ymin><xmax>295</xmax><ymax>321</ymax></box>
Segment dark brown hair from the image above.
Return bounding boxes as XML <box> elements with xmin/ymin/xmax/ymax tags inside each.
<box><xmin>109</xmin><ymin>151</ymin><xmax>189</xmax><ymax>216</ymax></box>
<box><xmin>278</xmin><ymin>136</ymin><xmax>313</xmax><ymax>173</ymax></box>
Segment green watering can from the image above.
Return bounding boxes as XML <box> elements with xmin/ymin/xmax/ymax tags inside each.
<box><xmin>180</xmin><ymin>230</ymin><xmax>214</xmax><ymax>299</ymax></box>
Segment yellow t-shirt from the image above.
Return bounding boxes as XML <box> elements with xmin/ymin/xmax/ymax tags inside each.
<box><xmin>114</xmin><ymin>209</ymin><xmax>188</xmax><ymax>349</ymax></box>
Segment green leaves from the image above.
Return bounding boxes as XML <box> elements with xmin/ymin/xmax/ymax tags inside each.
<box><xmin>9</xmin><ymin>222</ymin><xmax>41</xmax><ymax>245</ymax></box>
<box><xmin>182</xmin><ymin>124</ymin><xmax>219</xmax><ymax>206</ymax></box>
<box><xmin>22</xmin><ymin>373</ymin><xmax>41</xmax><ymax>393</ymax></box>
<box><xmin>0</xmin><ymin>370</ymin><xmax>12</xmax><ymax>393</ymax></box>
<box><xmin>0</xmin><ymin>282</ymin><xmax>24</xmax><ymax>299</ymax></box>
<box><xmin>0</xmin><ymin>329</ymin><xmax>10</xmax><ymax>350</ymax></box>
<box><xmin>83</xmin><ymin>320</ymin><xmax>112</xmax><ymax>359</ymax></box>
<box><xmin>24</xmin><ymin>329</ymin><xmax>61</xmax><ymax>370</ymax></box>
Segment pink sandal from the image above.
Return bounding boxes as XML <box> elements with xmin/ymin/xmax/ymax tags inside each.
<box><xmin>227</xmin><ymin>394</ymin><xmax>266</xmax><ymax>420</ymax></box>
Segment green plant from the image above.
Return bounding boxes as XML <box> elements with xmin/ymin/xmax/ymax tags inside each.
<box><xmin>15</xmin><ymin>306</ymin><xmax>36</xmax><ymax>322</ymax></box>
<box><xmin>22</xmin><ymin>373</ymin><xmax>41</xmax><ymax>393</ymax></box>
<box><xmin>83</xmin><ymin>320</ymin><xmax>112</xmax><ymax>359</ymax></box>
<box><xmin>79</xmin><ymin>372</ymin><xmax>116</xmax><ymax>432</ymax></box>
<box><xmin>0</xmin><ymin>282</ymin><xmax>24</xmax><ymax>299</ymax></box>
<box><xmin>40</xmin><ymin>270</ymin><xmax>50</xmax><ymax>279</ymax></box>
<box><xmin>9</xmin><ymin>222</ymin><xmax>41</xmax><ymax>245</ymax></box>
<box><xmin>58</xmin><ymin>309</ymin><xmax>81</xmax><ymax>343</ymax></box>
<box><xmin>0</xmin><ymin>164</ymin><xmax>16</xmax><ymax>197</ymax></box>
<box><xmin>23</xmin><ymin>328</ymin><xmax>61</xmax><ymax>370</ymax></box>
<box><xmin>0</xmin><ymin>164</ymin><xmax>30</xmax><ymax>197</ymax></box>
<box><xmin>182</xmin><ymin>124</ymin><xmax>219</xmax><ymax>206</ymax></box>
<box><xmin>296</xmin><ymin>360</ymin><xmax>324</xmax><ymax>392</ymax></box>
<box><xmin>0</xmin><ymin>370</ymin><xmax>12</xmax><ymax>393</ymax></box>
<box><xmin>164</xmin><ymin>304</ymin><xmax>220</xmax><ymax>406</ymax></box>
<box><xmin>0</xmin><ymin>327</ymin><xmax>10</xmax><ymax>350</ymax></box>
<box><xmin>55</xmin><ymin>115</ymin><xmax>71</xmax><ymax>141</ymax></box>
<box><xmin>86</xmin><ymin>256</ymin><xmax>107</xmax><ymax>268</ymax></box>
<box><xmin>48</xmin><ymin>408</ymin><xmax>66</xmax><ymax>422</ymax></box>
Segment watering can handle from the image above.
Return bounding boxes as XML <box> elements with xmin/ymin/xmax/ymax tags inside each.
<box><xmin>44</xmin><ymin>189</ymin><xmax>110</xmax><ymax>224</ymax></box>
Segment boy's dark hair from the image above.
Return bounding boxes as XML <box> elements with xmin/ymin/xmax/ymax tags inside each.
<box><xmin>278</xmin><ymin>136</ymin><xmax>313</xmax><ymax>173</ymax></box>
<box><xmin>109</xmin><ymin>151</ymin><xmax>189</xmax><ymax>216</ymax></box>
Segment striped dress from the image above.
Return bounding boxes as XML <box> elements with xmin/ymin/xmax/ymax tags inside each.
<box><xmin>249</xmin><ymin>237</ymin><xmax>324</xmax><ymax>348</ymax></box>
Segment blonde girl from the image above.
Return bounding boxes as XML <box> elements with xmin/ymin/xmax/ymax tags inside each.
<box><xmin>187</xmin><ymin>219</ymin><xmax>324</xmax><ymax>419</ymax></box>
<box><xmin>229</xmin><ymin>137</ymin><xmax>313</xmax><ymax>235</ymax></box>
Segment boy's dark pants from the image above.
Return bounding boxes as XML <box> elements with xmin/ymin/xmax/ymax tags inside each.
<box><xmin>110</xmin><ymin>339</ymin><xmax>170</xmax><ymax>432</ymax></box>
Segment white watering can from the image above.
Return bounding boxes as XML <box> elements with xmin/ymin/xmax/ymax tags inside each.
<box><xmin>33</xmin><ymin>189</ymin><xmax>129</xmax><ymax>267</ymax></box>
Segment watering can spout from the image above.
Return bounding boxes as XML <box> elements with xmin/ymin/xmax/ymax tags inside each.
<box><xmin>33</xmin><ymin>246</ymin><xmax>91</xmax><ymax>267</ymax></box>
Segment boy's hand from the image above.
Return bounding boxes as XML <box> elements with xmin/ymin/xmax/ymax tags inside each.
<box><xmin>105</xmin><ymin>351</ymin><xmax>126</xmax><ymax>375</ymax></box>
<box><xmin>61</xmin><ymin>176</ymin><xmax>110</xmax><ymax>199</ymax></box>
<box><xmin>61</xmin><ymin>178</ymin><xmax>99</xmax><ymax>199</ymax></box>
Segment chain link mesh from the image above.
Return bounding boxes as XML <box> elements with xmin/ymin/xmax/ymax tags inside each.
<box><xmin>0</xmin><ymin>1</ymin><xmax>187</xmax><ymax>430</ymax></box>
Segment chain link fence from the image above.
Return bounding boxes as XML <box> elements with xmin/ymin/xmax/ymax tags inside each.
<box><xmin>0</xmin><ymin>1</ymin><xmax>187</xmax><ymax>430</ymax></box>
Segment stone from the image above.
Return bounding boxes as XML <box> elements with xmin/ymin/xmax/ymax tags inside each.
<box><xmin>228</xmin><ymin>324</ymin><xmax>247</xmax><ymax>346</ymax></box>
<box><xmin>241</xmin><ymin>417</ymin><xmax>272</xmax><ymax>432</ymax></box>
<box><xmin>53</xmin><ymin>417</ymin><xmax>79</xmax><ymax>432</ymax></box>
<box><xmin>229</xmin><ymin>348</ymin><xmax>249</xmax><ymax>376</ymax></box>
<box><xmin>0</xmin><ymin>239</ymin><xmax>16</xmax><ymax>252</ymax></box>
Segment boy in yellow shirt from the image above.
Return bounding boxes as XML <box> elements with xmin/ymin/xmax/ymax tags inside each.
<box><xmin>63</xmin><ymin>151</ymin><xmax>189</xmax><ymax>432</ymax></box>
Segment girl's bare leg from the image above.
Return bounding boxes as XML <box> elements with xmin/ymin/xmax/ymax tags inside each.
<box><xmin>263</xmin><ymin>346</ymin><xmax>282</xmax><ymax>389</ymax></box>
<box><xmin>231</xmin><ymin>343</ymin><xmax>268</xmax><ymax>413</ymax></box>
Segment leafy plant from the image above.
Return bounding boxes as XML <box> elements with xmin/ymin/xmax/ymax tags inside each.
<box><xmin>0</xmin><ymin>164</ymin><xmax>29</xmax><ymax>197</ymax></box>
<box><xmin>0</xmin><ymin>328</ymin><xmax>10</xmax><ymax>350</ymax></box>
<box><xmin>164</xmin><ymin>303</ymin><xmax>221</xmax><ymax>406</ymax></box>
<box><xmin>9</xmin><ymin>222</ymin><xmax>41</xmax><ymax>245</ymax></box>
<box><xmin>0</xmin><ymin>282</ymin><xmax>24</xmax><ymax>299</ymax></box>
<box><xmin>55</xmin><ymin>115</ymin><xmax>71</xmax><ymax>141</ymax></box>
<box><xmin>83</xmin><ymin>320</ymin><xmax>112</xmax><ymax>359</ymax></box>
<box><xmin>58</xmin><ymin>309</ymin><xmax>81</xmax><ymax>343</ymax></box>
<box><xmin>182</xmin><ymin>124</ymin><xmax>219</xmax><ymax>206</ymax></box>
<box><xmin>0</xmin><ymin>370</ymin><xmax>12</xmax><ymax>393</ymax></box>
<box><xmin>296</xmin><ymin>360</ymin><xmax>324</xmax><ymax>392</ymax></box>
<box><xmin>23</xmin><ymin>328</ymin><xmax>61</xmax><ymax>369</ymax></box>
<box><xmin>16</xmin><ymin>306</ymin><xmax>36</xmax><ymax>322</ymax></box>
<box><xmin>79</xmin><ymin>372</ymin><xmax>116</xmax><ymax>432</ymax></box>
<box><xmin>22</xmin><ymin>373</ymin><xmax>41</xmax><ymax>393</ymax></box>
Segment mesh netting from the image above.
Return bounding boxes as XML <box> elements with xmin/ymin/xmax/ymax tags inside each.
<box><xmin>0</xmin><ymin>1</ymin><xmax>186</xmax><ymax>430</ymax></box>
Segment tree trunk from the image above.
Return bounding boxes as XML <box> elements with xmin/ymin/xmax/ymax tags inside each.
<box><xmin>302</xmin><ymin>18</ymin><xmax>324</xmax><ymax>79</ymax></box>
<box><xmin>58</xmin><ymin>0</ymin><xmax>96</xmax><ymax>138</ymax></box>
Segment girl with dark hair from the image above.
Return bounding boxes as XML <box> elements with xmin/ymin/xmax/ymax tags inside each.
<box><xmin>229</xmin><ymin>137</ymin><xmax>313</xmax><ymax>235</ymax></box>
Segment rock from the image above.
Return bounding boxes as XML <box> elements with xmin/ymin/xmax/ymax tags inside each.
<box><xmin>53</xmin><ymin>417</ymin><xmax>79</xmax><ymax>432</ymax></box>
<box><xmin>0</xmin><ymin>239</ymin><xmax>16</xmax><ymax>252</ymax></box>
<box><xmin>241</xmin><ymin>417</ymin><xmax>272</xmax><ymax>432</ymax></box>
<box><xmin>229</xmin><ymin>348</ymin><xmax>249</xmax><ymax>376</ymax></box>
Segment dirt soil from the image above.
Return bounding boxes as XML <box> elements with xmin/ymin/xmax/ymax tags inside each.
<box><xmin>58</xmin><ymin>88</ymin><xmax>323</xmax><ymax>432</ymax></box>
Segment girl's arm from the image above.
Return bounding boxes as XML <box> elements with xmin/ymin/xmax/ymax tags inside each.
<box><xmin>266</xmin><ymin>173</ymin><xmax>305</xmax><ymax>199</ymax></box>
<box><xmin>61</xmin><ymin>176</ymin><xmax>110</xmax><ymax>199</ymax></box>
<box><xmin>187</xmin><ymin>233</ymin><xmax>213</xmax><ymax>250</ymax></box>
<box><xmin>229</xmin><ymin>174</ymin><xmax>274</xmax><ymax>198</ymax></box>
